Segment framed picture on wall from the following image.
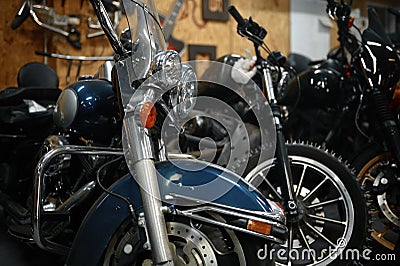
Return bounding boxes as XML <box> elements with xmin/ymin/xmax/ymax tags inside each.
<box><xmin>188</xmin><ymin>44</ymin><xmax>217</xmax><ymax>76</ymax></box>
<box><xmin>202</xmin><ymin>0</ymin><xmax>230</xmax><ymax>21</ymax></box>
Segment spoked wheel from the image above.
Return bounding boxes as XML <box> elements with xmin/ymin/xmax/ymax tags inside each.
<box><xmin>103</xmin><ymin>214</ymin><xmax>272</xmax><ymax>265</ymax></box>
<box><xmin>352</xmin><ymin>144</ymin><xmax>400</xmax><ymax>251</ymax></box>
<box><xmin>245</xmin><ymin>143</ymin><xmax>367</xmax><ymax>265</ymax></box>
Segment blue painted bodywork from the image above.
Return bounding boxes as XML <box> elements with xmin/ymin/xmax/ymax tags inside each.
<box><xmin>66</xmin><ymin>159</ymin><xmax>273</xmax><ymax>265</ymax></box>
<box><xmin>67</xmin><ymin>79</ymin><xmax>119</xmax><ymax>143</ymax></box>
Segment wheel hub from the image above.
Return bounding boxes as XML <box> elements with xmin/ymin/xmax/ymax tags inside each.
<box><xmin>358</xmin><ymin>154</ymin><xmax>400</xmax><ymax>250</ymax></box>
<box><xmin>287</xmin><ymin>200</ymin><xmax>307</xmax><ymax>222</ymax></box>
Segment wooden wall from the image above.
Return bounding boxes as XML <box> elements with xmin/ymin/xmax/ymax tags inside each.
<box><xmin>0</xmin><ymin>1</ymin><xmax>45</xmax><ymax>89</ymax></box>
<box><xmin>1</xmin><ymin>0</ymin><xmax>398</xmax><ymax>89</ymax></box>
<box><xmin>0</xmin><ymin>0</ymin><xmax>289</xmax><ymax>89</ymax></box>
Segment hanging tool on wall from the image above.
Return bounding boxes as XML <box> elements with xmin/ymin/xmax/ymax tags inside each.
<box><xmin>87</xmin><ymin>0</ymin><xmax>121</xmax><ymax>39</ymax></box>
<box><xmin>12</xmin><ymin>0</ymin><xmax>82</xmax><ymax>49</ymax></box>
<box><xmin>35</xmin><ymin>51</ymin><xmax>113</xmax><ymax>84</ymax></box>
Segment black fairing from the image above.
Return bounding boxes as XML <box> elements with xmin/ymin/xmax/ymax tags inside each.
<box><xmin>360</xmin><ymin>8</ymin><xmax>400</xmax><ymax>91</ymax></box>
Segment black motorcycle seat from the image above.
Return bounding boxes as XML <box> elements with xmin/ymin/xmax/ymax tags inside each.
<box><xmin>17</xmin><ymin>62</ymin><xmax>59</xmax><ymax>88</ymax></box>
<box><xmin>0</xmin><ymin>86</ymin><xmax>61</xmax><ymax>105</ymax></box>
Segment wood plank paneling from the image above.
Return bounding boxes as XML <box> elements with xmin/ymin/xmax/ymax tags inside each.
<box><xmin>157</xmin><ymin>0</ymin><xmax>290</xmax><ymax>61</ymax></box>
<box><xmin>0</xmin><ymin>0</ymin><xmax>289</xmax><ymax>89</ymax></box>
<box><xmin>0</xmin><ymin>1</ymin><xmax>45</xmax><ymax>88</ymax></box>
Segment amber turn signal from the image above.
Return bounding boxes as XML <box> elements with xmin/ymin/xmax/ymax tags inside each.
<box><xmin>247</xmin><ymin>219</ymin><xmax>272</xmax><ymax>236</ymax></box>
<box><xmin>140</xmin><ymin>102</ymin><xmax>157</xmax><ymax>129</ymax></box>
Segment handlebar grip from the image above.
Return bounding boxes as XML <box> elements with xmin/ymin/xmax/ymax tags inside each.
<box><xmin>228</xmin><ymin>6</ymin><xmax>245</xmax><ymax>26</ymax></box>
<box><xmin>11</xmin><ymin>2</ymin><xmax>30</xmax><ymax>30</ymax></box>
<box><xmin>35</xmin><ymin>51</ymin><xmax>52</xmax><ymax>57</ymax></box>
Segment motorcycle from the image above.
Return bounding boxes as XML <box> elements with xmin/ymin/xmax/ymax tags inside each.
<box><xmin>0</xmin><ymin>61</ymin><xmax>60</xmax><ymax>207</ymax></box>
<box><xmin>177</xmin><ymin>4</ymin><xmax>369</xmax><ymax>265</ymax></box>
<box><xmin>8</xmin><ymin>0</ymin><xmax>288</xmax><ymax>265</ymax></box>
<box><xmin>281</xmin><ymin>0</ymin><xmax>400</xmax><ymax>252</ymax></box>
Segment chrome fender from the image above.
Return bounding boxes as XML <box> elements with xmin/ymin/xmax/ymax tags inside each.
<box><xmin>66</xmin><ymin>159</ymin><xmax>275</xmax><ymax>265</ymax></box>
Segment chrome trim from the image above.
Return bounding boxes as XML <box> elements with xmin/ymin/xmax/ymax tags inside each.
<box><xmin>56</xmin><ymin>181</ymin><xmax>96</xmax><ymax>212</ymax></box>
<box><xmin>149</xmin><ymin>50</ymin><xmax>182</xmax><ymax>78</ymax></box>
<box><xmin>169</xmin><ymin>193</ymin><xmax>286</xmax><ymax>224</ymax></box>
<box><xmin>176</xmin><ymin>204</ymin><xmax>286</xmax><ymax>230</ymax></box>
<box><xmin>94</xmin><ymin>61</ymin><xmax>115</xmax><ymax>82</ymax></box>
<box><xmin>35</xmin><ymin>52</ymin><xmax>113</xmax><ymax>61</ymax></box>
<box><xmin>123</xmin><ymin>117</ymin><xmax>155</xmax><ymax>162</ymax></box>
<box><xmin>33</xmin><ymin>145</ymin><xmax>123</xmax><ymax>253</ymax></box>
<box><xmin>134</xmin><ymin>159</ymin><xmax>173</xmax><ymax>264</ymax></box>
<box><xmin>167</xmin><ymin>153</ymin><xmax>196</xmax><ymax>159</ymax></box>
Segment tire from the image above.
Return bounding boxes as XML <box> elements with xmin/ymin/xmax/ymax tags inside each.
<box><xmin>102</xmin><ymin>214</ymin><xmax>273</xmax><ymax>265</ymax></box>
<box><xmin>245</xmin><ymin>142</ymin><xmax>367</xmax><ymax>265</ymax></box>
<box><xmin>351</xmin><ymin>144</ymin><xmax>400</xmax><ymax>252</ymax></box>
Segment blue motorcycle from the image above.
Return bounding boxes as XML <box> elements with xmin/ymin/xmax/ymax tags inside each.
<box><xmin>28</xmin><ymin>0</ymin><xmax>287</xmax><ymax>265</ymax></box>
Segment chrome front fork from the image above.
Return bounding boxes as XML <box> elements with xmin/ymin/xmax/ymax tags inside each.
<box><xmin>134</xmin><ymin>159</ymin><xmax>173</xmax><ymax>265</ymax></box>
<box><xmin>123</xmin><ymin>117</ymin><xmax>173</xmax><ymax>265</ymax></box>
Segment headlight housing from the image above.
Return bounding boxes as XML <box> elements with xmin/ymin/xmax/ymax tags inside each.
<box><xmin>170</xmin><ymin>63</ymin><xmax>198</xmax><ymax>119</ymax></box>
<box><xmin>53</xmin><ymin>88</ymin><xmax>78</xmax><ymax>128</ymax></box>
<box><xmin>149</xmin><ymin>50</ymin><xmax>182</xmax><ymax>86</ymax></box>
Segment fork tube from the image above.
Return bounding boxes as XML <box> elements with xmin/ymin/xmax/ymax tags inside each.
<box><xmin>134</xmin><ymin>159</ymin><xmax>173</xmax><ymax>265</ymax></box>
<box><xmin>123</xmin><ymin>117</ymin><xmax>173</xmax><ymax>265</ymax></box>
<box><xmin>261</xmin><ymin>60</ymin><xmax>298</xmax><ymax>215</ymax></box>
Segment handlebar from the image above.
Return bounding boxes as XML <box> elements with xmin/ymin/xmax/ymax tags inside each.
<box><xmin>11</xmin><ymin>0</ymin><xmax>30</xmax><ymax>30</ymax></box>
<box><xmin>228</xmin><ymin>5</ymin><xmax>267</xmax><ymax>46</ymax></box>
<box><xmin>326</xmin><ymin>0</ymin><xmax>351</xmax><ymax>22</ymax></box>
<box><xmin>228</xmin><ymin>6</ymin><xmax>245</xmax><ymax>27</ymax></box>
<box><xmin>89</xmin><ymin>0</ymin><xmax>126</xmax><ymax>56</ymax></box>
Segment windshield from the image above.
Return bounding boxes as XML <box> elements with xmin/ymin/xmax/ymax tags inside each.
<box><xmin>116</xmin><ymin>0</ymin><xmax>167</xmax><ymax>107</ymax></box>
<box><xmin>121</xmin><ymin>0</ymin><xmax>166</xmax><ymax>77</ymax></box>
<box><xmin>363</xmin><ymin>8</ymin><xmax>393</xmax><ymax>45</ymax></box>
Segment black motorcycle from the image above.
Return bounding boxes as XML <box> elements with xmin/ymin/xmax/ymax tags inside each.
<box><xmin>179</xmin><ymin>4</ymin><xmax>369</xmax><ymax>265</ymax></box>
<box><xmin>0</xmin><ymin>60</ymin><xmax>125</xmax><ymax>256</ymax></box>
<box><xmin>282</xmin><ymin>0</ymin><xmax>400</xmax><ymax>252</ymax></box>
<box><xmin>0</xmin><ymin>61</ymin><xmax>60</xmax><ymax>207</ymax></box>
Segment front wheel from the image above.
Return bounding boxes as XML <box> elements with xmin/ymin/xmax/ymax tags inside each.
<box><xmin>245</xmin><ymin>143</ymin><xmax>367</xmax><ymax>265</ymax></box>
<box><xmin>103</xmin><ymin>214</ymin><xmax>273</xmax><ymax>265</ymax></box>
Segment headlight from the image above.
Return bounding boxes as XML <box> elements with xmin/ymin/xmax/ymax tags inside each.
<box><xmin>53</xmin><ymin>88</ymin><xmax>78</xmax><ymax>128</ymax></box>
<box><xmin>149</xmin><ymin>50</ymin><xmax>182</xmax><ymax>86</ymax></box>
<box><xmin>170</xmin><ymin>64</ymin><xmax>198</xmax><ymax>119</ymax></box>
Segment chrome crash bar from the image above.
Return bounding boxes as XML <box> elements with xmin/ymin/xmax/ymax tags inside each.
<box><xmin>32</xmin><ymin>145</ymin><xmax>124</xmax><ymax>254</ymax></box>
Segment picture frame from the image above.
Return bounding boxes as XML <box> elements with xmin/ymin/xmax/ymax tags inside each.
<box><xmin>202</xmin><ymin>0</ymin><xmax>230</xmax><ymax>22</ymax></box>
<box><xmin>188</xmin><ymin>44</ymin><xmax>217</xmax><ymax>76</ymax></box>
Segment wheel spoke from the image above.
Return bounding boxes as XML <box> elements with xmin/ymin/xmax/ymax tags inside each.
<box><xmin>257</xmin><ymin>172</ymin><xmax>283</xmax><ymax>201</ymax></box>
<box><xmin>306</xmin><ymin>213</ymin><xmax>347</xmax><ymax>226</ymax></box>
<box><xmin>295</xmin><ymin>165</ymin><xmax>307</xmax><ymax>197</ymax></box>
<box><xmin>298</xmin><ymin>226</ymin><xmax>316</xmax><ymax>263</ymax></box>
<box><xmin>304</xmin><ymin>221</ymin><xmax>336</xmax><ymax>247</ymax></box>
<box><xmin>306</xmin><ymin>197</ymin><xmax>343</xmax><ymax>209</ymax></box>
<box><xmin>302</xmin><ymin>177</ymin><xmax>328</xmax><ymax>202</ymax></box>
<box><xmin>287</xmin><ymin>223</ymin><xmax>293</xmax><ymax>265</ymax></box>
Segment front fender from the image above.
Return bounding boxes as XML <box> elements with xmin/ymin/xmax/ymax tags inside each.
<box><xmin>66</xmin><ymin>159</ymin><xmax>273</xmax><ymax>265</ymax></box>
